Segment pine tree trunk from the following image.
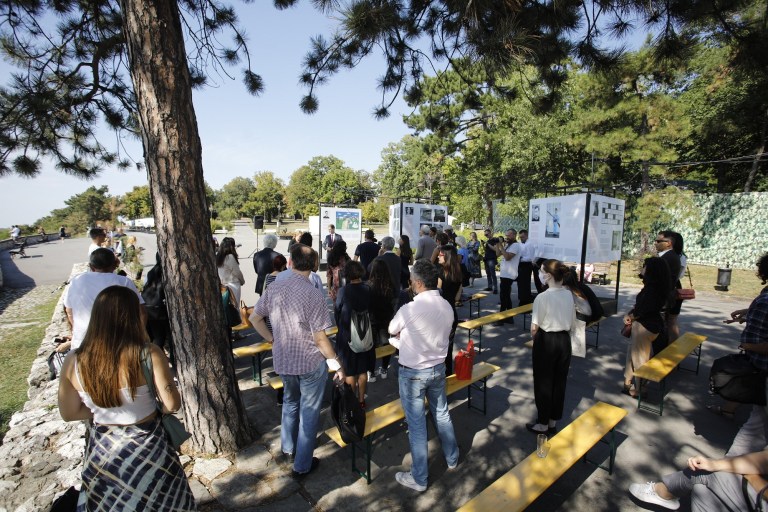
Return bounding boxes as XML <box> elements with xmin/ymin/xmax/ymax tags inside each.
<box><xmin>118</xmin><ymin>0</ymin><xmax>253</xmax><ymax>453</ymax></box>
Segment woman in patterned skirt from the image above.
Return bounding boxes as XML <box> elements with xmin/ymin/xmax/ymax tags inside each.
<box><xmin>58</xmin><ymin>286</ymin><xmax>195</xmax><ymax>511</ymax></box>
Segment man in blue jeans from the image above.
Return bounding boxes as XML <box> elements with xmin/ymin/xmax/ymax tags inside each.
<box><xmin>252</xmin><ymin>244</ymin><xmax>345</xmax><ymax>477</ymax></box>
<box><xmin>389</xmin><ymin>259</ymin><xmax>459</xmax><ymax>491</ymax></box>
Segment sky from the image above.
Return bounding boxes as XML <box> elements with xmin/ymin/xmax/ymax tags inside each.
<box><xmin>0</xmin><ymin>3</ymin><xmax>651</xmax><ymax>226</ymax></box>
<box><xmin>0</xmin><ymin>2</ymin><xmax>415</xmax><ymax>225</ymax></box>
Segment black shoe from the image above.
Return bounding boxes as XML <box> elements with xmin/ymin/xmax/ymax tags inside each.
<box><xmin>484</xmin><ymin>287</ymin><xmax>492</xmax><ymax>291</ymax></box>
<box><xmin>277</xmin><ymin>452</ymin><xmax>295</xmax><ymax>464</ymax></box>
<box><xmin>291</xmin><ymin>457</ymin><xmax>320</xmax><ymax>478</ymax></box>
<box><xmin>525</xmin><ymin>423</ymin><xmax>549</xmax><ymax>434</ymax></box>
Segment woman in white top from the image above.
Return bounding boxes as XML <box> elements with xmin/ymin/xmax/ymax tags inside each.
<box><xmin>217</xmin><ymin>236</ymin><xmax>245</xmax><ymax>304</ymax></box>
<box><xmin>527</xmin><ymin>259</ymin><xmax>576</xmax><ymax>435</ymax></box>
<box><xmin>58</xmin><ymin>285</ymin><xmax>194</xmax><ymax>511</ymax></box>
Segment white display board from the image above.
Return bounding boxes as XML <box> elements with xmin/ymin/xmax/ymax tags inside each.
<box><xmin>319</xmin><ymin>206</ymin><xmax>362</xmax><ymax>255</ymax></box>
<box><xmin>527</xmin><ymin>193</ymin><xmax>624</xmax><ymax>263</ymax></box>
<box><xmin>389</xmin><ymin>202</ymin><xmax>449</xmax><ymax>241</ymax></box>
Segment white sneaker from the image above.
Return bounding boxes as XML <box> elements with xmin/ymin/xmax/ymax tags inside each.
<box><xmin>629</xmin><ymin>482</ymin><xmax>680</xmax><ymax>510</ymax></box>
<box><xmin>395</xmin><ymin>471</ymin><xmax>426</xmax><ymax>492</ymax></box>
<box><xmin>379</xmin><ymin>368</ymin><xmax>388</xmax><ymax>380</ymax></box>
<box><xmin>367</xmin><ymin>371</ymin><xmax>376</xmax><ymax>383</ymax></box>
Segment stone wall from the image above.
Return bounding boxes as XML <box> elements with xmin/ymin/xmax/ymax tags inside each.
<box><xmin>0</xmin><ymin>264</ymin><xmax>85</xmax><ymax>511</ymax></box>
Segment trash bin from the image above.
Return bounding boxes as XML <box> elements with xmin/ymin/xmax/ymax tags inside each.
<box><xmin>715</xmin><ymin>264</ymin><xmax>732</xmax><ymax>291</ymax></box>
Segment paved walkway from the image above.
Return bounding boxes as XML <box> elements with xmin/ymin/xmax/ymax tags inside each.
<box><xmin>0</xmin><ymin>225</ymin><xmax>757</xmax><ymax>511</ymax></box>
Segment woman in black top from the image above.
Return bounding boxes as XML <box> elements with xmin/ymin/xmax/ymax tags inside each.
<box><xmin>437</xmin><ymin>245</ymin><xmax>463</xmax><ymax>375</ymax></box>
<box><xmin>622</xmin><ymin>257</ymin><xmax>671</xmax><ymax>397</ymax></box>
<box><xmin>368</xmin><ymin>260</ymin><xmax>396</xmax><ymax>380</ymax></box>
<box><xmin>334</xmin><ymin>261</ymin><xmax>375</xmax><ymax>407</ymax></box>
<box><xmin>398</xmin><ymin>235</ymin><xmax>413</xmax><ymax>289</ymax></box>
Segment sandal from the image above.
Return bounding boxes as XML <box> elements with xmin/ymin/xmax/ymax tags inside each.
<box><xmin>621</xmin><ymin>383</ymin><xmax>636</xmax><ymax>397</ymax></box>
<box><xmin>707</xmin><ymin>405</ymin><xmax>735</xmax><ymax>419</ymax></box>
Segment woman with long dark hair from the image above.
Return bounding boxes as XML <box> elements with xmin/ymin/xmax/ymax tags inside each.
<box><xmin>437</xmin><ymin>244</ymin><xmax>463</xmax><ymax>375</ymax></box>
<box><xmin>665</xmin><ymin>231</ymin><xmax>686</xmax><ymax>342</ymax></box>
<box><xmin>216</xmin><ymin>236</ymin><xmax>245</xmax><ymax>304</ymax></box>
<box><xmin>398</xmin><ymin>235</ymin><xmax>413</xmax><ymax>289</ymax></box>
<box><xmin>622</xmin><ymin>257</ymin><xmax>672</xmax><ymax>398</ymax></box>
<box><xmin>466</xmin><ymin>231</ymin><xmax>481</xmax><ymax>286</ymax></box>
<box><xmin>527</xmin><ymin>259</ymin><xmax>576</xmax><ymax>434</ymax></box>
<box><xmin>335</xmin><ymin>260</ymin><xmax>375</xmax><ymax>408</ymax></box>
<box><xmin>58</xmin><ymin>286</ymin><xmax>194</xmax><ymax>510</ymax></box>
<box><xmin>368</xmin><ymin>259</ymin><xmax>396</xmax><ymax>381</ymax></box>
<box><xmin>326</xmin><ymin>240</ymin><xmax>350</xmax><ymax>302</ymax></box>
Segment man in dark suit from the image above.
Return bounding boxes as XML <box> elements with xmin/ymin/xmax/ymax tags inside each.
<box><xmin>370</xmin><ymin>236</ymin><xmax>401</xmax><ymax>292</ymax></box>
<box><xmin>323</xmin><ymin>224</ymin><xmax>342</xmax><ymax>250</ymax></box>
<box><xmin>253</xmin><ymin>233</ymin><xmax>281</xmax><ymax>295</ymax></box>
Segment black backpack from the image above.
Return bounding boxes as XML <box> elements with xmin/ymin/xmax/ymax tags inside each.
<box><xmin>141</xmin><ymin>276</ymin><xmax>167</xmax><ymax>321</ymax></box>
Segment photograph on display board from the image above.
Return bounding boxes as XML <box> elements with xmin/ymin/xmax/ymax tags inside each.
<box><xmin>434</xmin><ymin>208</ymin><xmax>446</xmax><ymax>222</ymax></box>
<box><xmin>611</xmin><ymin>230</ymin><xmax>622</xmax><ymax>251</ymax></box>
<box><xmin>593</xmin><ymin>201</ymin><xmax>600</xmax><ymax>216</ymax></box>
<box><xmin>405</xmin><ymin>206</ymin><xmax>414</xmax><ymax>216</ymax></box>
<box><xmin>531</xmin><ymin>205</ymin><xmax>540</xmax><ymax>222</ymax></box>
<box><xmin>336</xmin><ymin>211</ymin><xmax>360</xmax><ymax>230</ymax></box>
<box><xmin>545</xmin><ymin>203</ymin><xmax>561</xmax><ymax>238</ymax></box>
<box><xmin>420</xmin><ymin>208</ymin><xmax>433</xmax><ymax>222</ymax></box>
<box><xmin>322</xmin><ymin>210</ymin><xmax>331</xmax><ymax>219</ymax></box>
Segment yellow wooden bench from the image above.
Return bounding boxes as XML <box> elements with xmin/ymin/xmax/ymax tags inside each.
<box><xmin>266</xmin><ymin>345</ymin><xmax>397</xmax><ymax>391</ymax></box>
<box><xmin>325</xmin><ymin>361</ymin><xmax>501</xmax><ymax>484</ymax></box>
<box><xmin>233</xmin><ymin>326</ymin><xmax>339</xmax><ymax>386</ymax></box>
<box><xmin>458</xmin><ymin>303</ymin><xmax>533</xmax><ymax>351</ymax></box>
<box><xmin>633</xmin><ymin>332</ymin><xmax>707</xmax><ymax>415</ymax></box>
<box><xmin>464</xmin><ymin>292</ymin><xmax>488</xmax><ymax>319</ymax></box>
<box><xmin>457</xmin><ymin>401</ymin><xmax>627</xmax><ymax>512</ymax></box>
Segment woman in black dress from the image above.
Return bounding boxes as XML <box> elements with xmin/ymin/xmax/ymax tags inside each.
<box><xmin>398</xmin><ymin>234</ymin><xmax>413</xmax><ymax>289</ymax></box>
<box><xmin>437</xmin><ymin>244</ymin><xmax>463</xmax><ymax>375</ymax></box>
<box><xmin>334</xmin><ymin>260</ymin><xmax>375</xmax><ymax>408</ymax></box>
<box><xmin>368</xmin><ymin>259</ymin><xmax>396</xmax><ymax>381</ymax></box>
<box><xmin>622</xmin><ymin>257</ymin><xmax>672</xmax><ymax>397</ymax></box>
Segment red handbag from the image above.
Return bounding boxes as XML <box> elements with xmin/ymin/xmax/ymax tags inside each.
<box><xmin>454</xmin><ymin>340</ymin><xmax>476</xmax><ymax>380</ymax></box>
<box><xmin>676</xmin><ymin>269</ymin><xmax>695</xmax><ymax>300</ymax></box>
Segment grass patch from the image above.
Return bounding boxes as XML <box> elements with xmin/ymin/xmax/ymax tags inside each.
<box><xmin>0</xmin><ymin>291</ymin><xmax>61</xmax><ymax>440</ymax></box>
<box><xmin>608</xmin><ymin>261</ymin><xmax>763</xmax><ymax>300</ymax></box>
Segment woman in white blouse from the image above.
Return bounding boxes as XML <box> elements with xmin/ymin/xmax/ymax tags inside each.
<box><xmin>216</xmin><ymin>237</ymin><xmax>245</xmax><ymax>304</ymax></box>
<box><xmin>527</xmin><ymin>259</ymin><xmax>576</xmax><ymax>435</ymax></box>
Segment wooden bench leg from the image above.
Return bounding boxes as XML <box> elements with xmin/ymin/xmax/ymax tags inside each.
<box><xmin>466</xmin><ymin>326</ymin><xmax>482</xmax><ymax>354</ymax></box>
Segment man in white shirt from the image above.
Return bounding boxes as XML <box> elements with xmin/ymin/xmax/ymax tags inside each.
<box><xmin>60</xmin><ymin>248</ymin><xmax>145</xmax><ymax>351</ymax></box>
<box><xmin>494</xmin><ymin>229</ymin><xmax>521</xmax><ymax>325</ymax></box>
<box><xmin>517</xmin><ymin>229</ymin><xmax>537</xmax><ymax>305</ymax></box>
<box><xmin>10</xmin><ymin>225</ymin><xmax>21</xmax><ymax>241</ymax></box>
<box><xmin>389</xmin><ymin>260</ymin><xmax>459</xmax><ymax>492</ymax></box>
<box><xmin>88</xmin><ymin>228</ymin><xmax>107</xmax><ymax>255</ymax></box>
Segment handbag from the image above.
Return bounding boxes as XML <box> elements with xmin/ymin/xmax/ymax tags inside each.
<box><xmin>676</xmin><ymin>269</ymin><xmax>696</xmax><ymax>300</ymax></box>
<box><xmin>621</xmin><ymin>321</ymin><xmax>632</xmax><ymax>338</ymax></box>
<box><xmin>454</xmin><ymin>340</ymin><xmax>476</xmax><ymax>380</ymax></box>
<box><xmin>140</xmin><ymin>347</ymin><xmax>192</xmax><ymax>451</ymax></box>
<box><xmin>743</xmin><ymin>478</ymin><xmax>768</xmax><ymax>512</ymax></box>
<box><xmin>710</xmin><ymin>352</ymin><xmax>767</xmax><ymax>405</ymax></box>
<box><xmin>330</xmin><ymin>382</ymin><xmax>366</xmax><ymax>443</ymax></box>
<box><xmin>221</xmin><ymin>286</ymin><xmax>242</xmax><ymax>327</ymax></box>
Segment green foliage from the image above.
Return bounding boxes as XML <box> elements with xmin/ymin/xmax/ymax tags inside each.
<box><xmin>359</xmin><ymin>200</ymin><xmax>389</xmax><ymax>222</ymax></box>
<box><xmin>215</xmin><ymin>177</ymin><xmax>256</xmax><ymax>218</ymax></box>
<box><xmin>121</xmin><ymin>185</ymin><xmax>153</xmax><ymax>219</ymax></box>
<box><xmin>246</xmin><ymin>171</ymin><xmax>285</xmax><ymax>221</ymax></box>
<box><xmin>284</xmin><ymin>156</ymin><xmax>373</xmax><ymax>218</ymax></box>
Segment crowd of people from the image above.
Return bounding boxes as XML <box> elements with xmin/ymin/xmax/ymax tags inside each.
<box><xmin>52</xmin><ymin>219</ymin><xmax>768</xmax><ymax>507</ymax></box>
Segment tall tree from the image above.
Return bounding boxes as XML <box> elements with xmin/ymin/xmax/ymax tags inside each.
<box><xmin>122</xmin><ymin>185</ymin><xmax>153</xmax><ymax>219</ymax></box>
<box><xmin>216</xmin><ymin>176</ymin><xmax>257</xmax><ymax>218</ymax></box>
<box><xmin>247</xmin><ymin>171</ymin><xmax>285</xmax><ymax>221</ymax></box>
<box><xmin>64</xmin><ymin>185</ymin><xmax>112</xmax><ymax>227</ymax></box>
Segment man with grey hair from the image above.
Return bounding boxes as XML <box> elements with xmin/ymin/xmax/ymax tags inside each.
<box><xmin>371</xmin><ymin>236</ymin><xmax>401</xmax><ymax>292</ymax></box>
<box><xmin>389</xmin><ymin>259</ymin><xmax>458</xmax><ymax>491</ymax></box>
<box><xmin>253</xmin><ymin>233</ymin><xmax>281</xmax><ymax>295</ymax></box>
<box><xmin>414</xmin><ymin>225</ymin><xmax>437</xmax><ymax>262</ymax></box>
